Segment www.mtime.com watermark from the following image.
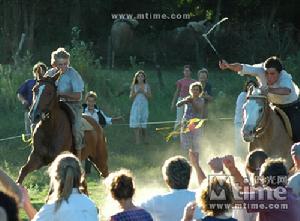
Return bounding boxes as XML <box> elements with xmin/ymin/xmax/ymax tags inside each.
<box><xmin>207</xmin><ymin>175</ymin><xmax>289</xmax><ymax>211</ymax></box>
<box><xmin>111</xmin><ymin>13</ymin><xmax>191</xmax><ymax>20</ymax></box>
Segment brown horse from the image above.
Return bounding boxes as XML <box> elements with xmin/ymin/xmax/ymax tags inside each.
<box><xmin>242</xmin><ymin>88</ymin><xmax>293</xmax><ymax>167</ymax></box>
<box><xmin>16</xmin><ymin>73</ymin><xmax>109</xmax><ymax>184</ymax></box>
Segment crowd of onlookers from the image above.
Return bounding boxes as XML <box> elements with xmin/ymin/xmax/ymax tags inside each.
<box><xmin>1</xmin><ymin>141</ymin><xmax>300</xmax><ymax>221</ymax></box>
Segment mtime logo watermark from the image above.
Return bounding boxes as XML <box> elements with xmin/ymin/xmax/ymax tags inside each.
<box><xmin>207</xmin><ymin>175</ymin><xmax>289</xmax><ymax>211</ymax></box>
<box><xmin>111</xmin><ymin>13</ymin><xmax>191</xmax><ymax>20</ymax></box>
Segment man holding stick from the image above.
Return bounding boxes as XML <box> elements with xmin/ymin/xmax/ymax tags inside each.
<box><xmin>219</xmin><ymin>57</ymin><xmax>300</xmax><ymax>142</ymax></box>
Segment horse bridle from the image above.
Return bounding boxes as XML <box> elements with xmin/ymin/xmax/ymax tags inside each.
<box><xmin>246</xmin><ymin>95</ymin><xmax>270</xmax><ymax>138</ymax></box>
<box><xmin>35</xmin><ymin>80</ymin><xmax>57</xmax><ymax>121</ymax></box>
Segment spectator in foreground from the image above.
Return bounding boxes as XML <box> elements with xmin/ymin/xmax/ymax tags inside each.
<box><xmin>0</xmin><ymin>168</ymin><xmax>23</xmax><ymax>221</ymax></box>
<box><xmin>0</xmin><ymin>191</ymin><xmax>19</xmax><ymax>221</ymax></box>
<box><xmin>224</xmin><ymin>150</ymin><xmax>268</xmax><ymax>221</ymax></box>
<box><xmin>21</xmin><ymin>152</ymin><xmax>99</xmax><ymax>221</ymax></box>
<box><xmin>224</xmin><ymin>156</ymin><xmax>300</xmax><ymax>221</ymax></box>
<box><xmin>105</xmin><ymin>169</ymin><xmax>153</xmax><ymax>221</ymax></box>
<box><xmin>182</xmin><ymin>176</ymin><xmax>237</xmax><ymax>221</ymax></box>
<box><xmin>288</xmin><ymin>142</ymin><xmax>300</xmax><ymax>197</ymax></box>
<box><xmin>139</xmin><ymin>155</ymin><xmax>204</xmax><ymax>221</ymax></box>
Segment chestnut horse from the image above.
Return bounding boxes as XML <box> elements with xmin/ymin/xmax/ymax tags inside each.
<box><xmin>16</xmin><ymin>73</ymin><xmax>109</xmax><ymax>184</ymax></box>
<box><xmin>242</xmin><ymin>88</ymin><xmax>293</xmax><ymax>167</ymax></box>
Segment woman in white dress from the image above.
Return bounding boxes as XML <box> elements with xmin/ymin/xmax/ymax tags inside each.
<box><xmin>129</xmin><ymin>70</ymin><xmax>151</xmax><ymax>144</ymax></box>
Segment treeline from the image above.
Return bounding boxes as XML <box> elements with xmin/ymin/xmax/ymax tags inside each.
<box><xmin>1</xmin><ymin>0</ymin><xmax>300</xmax><ymax>66</ymax></box>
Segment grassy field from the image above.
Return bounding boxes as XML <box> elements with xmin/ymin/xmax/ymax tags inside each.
<box><xmin>0</xmin><ymin>67</ymin><xmax>245</xmax><ymax>220</ymax></box>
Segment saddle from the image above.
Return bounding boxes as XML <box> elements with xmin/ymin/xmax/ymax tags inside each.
<box><xmin>271</xmin><ymin>105</ymin><xmax>293</xmax><ymax>139</ymax></box>
<box><xmin>81</xmin><ymin>117</ymin><xmax>94</xmax><ymax>131</ymax></box>
<box><xmin>59</xmin><ymin>101</ymin><xmax>94</xmax><ymax>132</ymax></box>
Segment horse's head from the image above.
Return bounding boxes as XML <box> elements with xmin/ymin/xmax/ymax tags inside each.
<box><xmin>29</xmin><ymin>71</ymin><xmax>60</xmax><ymax>124</ymax></box>
<box><xmin>242</xmin><ymin>87</ymin><xmax>268</xmax><ymax>142</ymax></box>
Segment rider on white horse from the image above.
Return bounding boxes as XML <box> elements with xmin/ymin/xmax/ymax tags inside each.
<box><xmin>219</xmin><ymin>56</ymin><xmax>300</xmax><ymax>142</ymax></box>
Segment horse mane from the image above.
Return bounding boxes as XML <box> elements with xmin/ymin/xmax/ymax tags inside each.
<box><xmin>247</xmin><ymin>87</ymin><xmax>267</xmax><ymax>100</ymax></box>
<box><xmin>38</xmin><ymin>77</ymin><xmax>57</xmax><ymax>88</ymax></box>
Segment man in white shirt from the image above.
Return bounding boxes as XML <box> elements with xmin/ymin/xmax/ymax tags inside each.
<box><xmin>139</xmin><ymin>155</ymin><xmax>203</xmax><ymax>221</ymax></box>
<box><xmin>219</xmin><ymin>56</ymin><xmax>300</xmax><ymax>142</ymax></box>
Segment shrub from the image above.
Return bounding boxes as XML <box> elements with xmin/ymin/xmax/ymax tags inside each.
<box><xmin>0</xmin><ymin>61</ymin><xmax>32</xmax><ymax>112</ymax></box>
<box><xmin>68</xmin><ymin>26</ymin><xmax>101</xmax><ymax>85</ymax></box>
<box><xmin>284</xmin><ymin>50</ymin><xmax>300</xmax><ymax>83</ymax></box>
<box><xmin>214</xmin><ymin>19</ymin><xmax>297</xmax><ymax>64</ymax></box>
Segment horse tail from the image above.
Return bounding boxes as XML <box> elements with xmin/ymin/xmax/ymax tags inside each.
<box><xmin>83</xmin><ymin>115</ymin><xmax>109</xmax><ymax>177</ymax></box>
<box><xmin>95</xmin><ymin>125</ymin><xmax>109</xmax><ymax>177</ymax></box>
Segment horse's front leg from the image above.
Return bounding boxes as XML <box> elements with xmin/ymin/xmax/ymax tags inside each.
<box><xmin>17</xmin><ymin>130</ymin><xmax>48</xmax><ymax>184</ymax></box>
<box><xmin>16</xmin><ymin>149</ymin><xmax>44</xmax><ymax>184</ymax></box>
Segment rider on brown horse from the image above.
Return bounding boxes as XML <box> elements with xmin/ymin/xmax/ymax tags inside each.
<box><xmin>219</xmin><ymin>56</ymin><xmax>300</xmax><ymax>143</ymax></box>
<box><xmin>45</xmin><ymin>48</ymin><xmax>84</xmax><ymax>159</ymax></box>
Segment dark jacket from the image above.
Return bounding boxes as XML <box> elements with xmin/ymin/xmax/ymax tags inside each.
<box><xmin>82</xmin><ymin>104</ymin><xmax>107</xmax><ymax>127</ymax></box>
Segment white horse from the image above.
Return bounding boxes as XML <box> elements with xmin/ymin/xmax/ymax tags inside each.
<box><xmin>242</xmin><ymin>87</ymin><xmax>293</xmax><ymax>167</ymax></box>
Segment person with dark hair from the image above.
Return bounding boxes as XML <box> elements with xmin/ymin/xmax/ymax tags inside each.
<box><xmin>0</xmin><ymin>207</ymin><xmax>8</xmax><ymax>221</ymax></box>
<box><xmin>253</xmin><ymin>158</ymin><xmax>300</xmax><ymax>221</ymax></box>
<box><xmin>214</xmin><ymin>150</ymin><xmax>268</xmax><ymax>221</ymax></box>
<box><xmin>171</xmin><ymin>65</ymin><xmax>197</xmax><ymax>130</ymax></box>
<box><xmin>182</xmin><ymin>177</ymin><xmax>237</xmax><ymax>221</ymax></box>
<box><xmin>21</xmin><ymin>152</ymin><xmax>99</xmax><ymax>221</ymax></box>
<box><xmin>140</xmin><ymin>155</ymin><xmax>204</xmax><ymax>221</ymax></box>
<box><xmin>0</xmin><ymin>191</ymin><xmax>19</xmax><ymax>221</ymax></box>
<box><xmin>234</xmin><ymin>80</ymin><xmax>258</xmax><ymax>158</ymax></box>
<box><xmin>224</xmin><ymin>156</ymin><xmax>300</xmax><ymax>221</ymax></box>
<box><xmin>245</xmin><ymin>149</ymin><xmax>268</xmax><ymax>178</ymax></box>
<box><xmin>219</xmin><ymin>57</ymin><xmax>300</xmax><ymax>142</ymax></box>
<box><xmin>288</xmin><ymin>142</ymin><xmax>300</xmax><ymax>197</ymax></box>
<box><xmin>197</xmin><ymin>68</ymin><xmax>213</xmax><ymax>119</ymax></box>
<box><xmin>260</xmin><ymin>158</ymin><xmax>288</xmax><ymax>187</ymax></box>
<box><xmin>17</xmin><ymin>62</ymin><xmax>47</xmax><ymax>134</ymax></box>
<box><xmin>105</xmin><ymin>169</ymin><xmax>153</xmax><ymax>221</ymax></box>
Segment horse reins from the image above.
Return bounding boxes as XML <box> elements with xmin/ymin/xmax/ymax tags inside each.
<box><xmin>36</xmin><ymin>80</ymin><xmax>58</xmax><ymax>121</ymax></box>
<box><xmin>247</xmin><ymin>95</ymin><xmax>270</xmax><ymax>138</ymax></box>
